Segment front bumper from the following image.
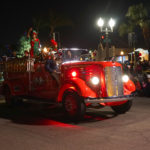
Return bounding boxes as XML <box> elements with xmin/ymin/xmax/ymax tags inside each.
<box><xmin>84</xmin><ymin>93</ymin><xmax>135</xmax><ymax>104</ymax></box>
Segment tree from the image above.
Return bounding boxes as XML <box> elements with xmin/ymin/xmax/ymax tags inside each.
<box><xmin>119</xmin><ymin>3</ymin><xmax>150</xmax><ymax>48</ymax></box>
<box><xmin>18</xmin><ymin>34</ymin><xmax>30</xmax><ymax>56</ymax></box>
<box><xmin>32</xmin><ymin>15</ymin><xmax>46</xmax><ymax>33</ymax></box>
<box><xmin>45</xmin><ymin>10</ymin><xmax>73</xmax><ymax>37</ymax></box>
<box><xmin>31</xmin><ymin>10</ymin><xmax>73</xmax><ymax>48</ymax></box>
<box><xmin>119</xmin><ymin>23</ymin><xmax>134</xmax><ymax>37</ymax></box>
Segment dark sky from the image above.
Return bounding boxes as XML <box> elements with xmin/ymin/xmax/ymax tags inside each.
<box><xmin>0</xmin><ymin>0</ymin><xmax>149</xmax><ymax>49</ymax></box>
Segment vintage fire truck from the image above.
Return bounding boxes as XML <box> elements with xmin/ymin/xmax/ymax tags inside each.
<box><xmin>1</xmin><ymin>48</ymin><xmax>136</xmax><ymax>120</ymax></box>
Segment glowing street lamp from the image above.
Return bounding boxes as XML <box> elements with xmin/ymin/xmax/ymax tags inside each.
<box><xmin>109</xmin><ymin>18</ymin><xmax>115</xmax><ymax>31</ymax></box>
<box><xmin>120</xmin><ymin>51</ymin><xmax>124</xmax><ymax>55</ymax></box>
<box><xmin>97</xmin><ymin>18</ymin><xmax>104</xmax><ymax>27</ymax></box>
<box><xmin>120</xmin><ymin>51</ymin><xmax>124</xmax><ymax>63</ymax></box>
<box><xmin>97</xmin><ymin>18</ymin><xmax>116</xmax><ymax>59</ymax></box>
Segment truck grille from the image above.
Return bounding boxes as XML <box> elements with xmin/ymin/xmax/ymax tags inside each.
<box><xmin>104</xmin><ymin>66</ymin><xmax>123</xmax><ymax>97</ymax></box>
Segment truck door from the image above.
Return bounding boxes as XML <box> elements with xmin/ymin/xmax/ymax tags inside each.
<box><xmin>29</xmin><ymin>63</ymin><xmax>58</xmax><ymax>100</ymax></box>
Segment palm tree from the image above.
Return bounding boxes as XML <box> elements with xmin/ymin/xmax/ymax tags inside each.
<box><xmin>32</xmin><ymin>10</ymin><xmax>73</xmax><ymax>48</ymax></box>
<box><xmin>45</xmin><ymin>10</ymin><xmax>73</xmax><ymax>38</ymax></box>
<box><xmin>119</xmin><ymin>3</ymin><xmax>150</xmax><ymax>48</ymax></box>
<box><xmin>119</xmin><ymin>23</ymin><xmax>134</xmax><ymax>37</ymax></box>
<box><xmin>32</xmin><ymin>15</ymin><xmax>46</xmax><ymax>33</ymax></box>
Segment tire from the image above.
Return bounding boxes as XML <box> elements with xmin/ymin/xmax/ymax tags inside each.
<box><xmin>111</xmin><ymin>100</ymin><xmax>132</xmax><ymax>114</ymax></box>
<box><xmin>4</xmin><ymin>86</ymin><xmax>22</xmax><ymax>106</ymax></box>
<box><xmin>62</xmin><ymin>91</ymin><xmax>86</xmax><ymax>121</ymax></box>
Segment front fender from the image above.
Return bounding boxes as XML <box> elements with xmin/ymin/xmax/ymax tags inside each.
<box><xmin>57</xmin><ymin>78</ymin><xmax>97</xmax><ymax>102</ymax></box>
<box><xmin>124</xmin><ymin>79</ymin><xmax>136</xmax><ymax>95</ymax></box>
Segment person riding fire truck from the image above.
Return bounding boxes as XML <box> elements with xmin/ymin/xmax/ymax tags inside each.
<box><xmin>27</xmin><ymin>27</ymin><xmax>40</xmax><ymax>57</ymax></box>
<box><xmin>1</xmin><ymin>48</ymin><xmax>136</xmax><ymax>121</ymax></box>
<box><xmin>45</xmin><ymin>53</ymin><xmax>60</xmax><ymax>85</ymax></box>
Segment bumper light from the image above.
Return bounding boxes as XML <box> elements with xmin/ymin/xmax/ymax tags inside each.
<box><xmin>91</xmin><ymin>76</ymin><xmax>99</xmax><ymax>85</ymax></box>
<box><xmin>122</xmin><ymin>75</ymin><xmax>129</xmax><ymax>82</ymax></box>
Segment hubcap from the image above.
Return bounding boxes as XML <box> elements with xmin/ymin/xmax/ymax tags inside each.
<box><xmin>65</xmin><ymin>95</ymin><xmax>77</xmax><ymax>115</ymax></box>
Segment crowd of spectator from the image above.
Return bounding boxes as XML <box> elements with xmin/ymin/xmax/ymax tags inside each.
<box><xmin>123</xmin><ymin>60</ymin><xmax>150</xmax><ymax>97</ymax></box>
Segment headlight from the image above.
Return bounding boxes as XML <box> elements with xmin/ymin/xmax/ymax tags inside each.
<box><xmin>122</xmin><ymin>75</ymin><xmax>129</xmax><ymax>82</ymax></box>
<box><xmin>71</xmin><ymin>71</ymin><xmax>77</xmax><ymax>77</ymax></box>
<box><xmin>91</xmin><ymin>76</ymin><xmax>99</xmax><ymax>85</ymax></box>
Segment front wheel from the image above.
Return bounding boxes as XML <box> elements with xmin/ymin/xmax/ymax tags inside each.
<box><xmin>111</xmin><ymin>100</ymin><xmax>132</xmax><ymax>114</ymax></box>
<box><xmin>62</xmin><ymin>91</ymin><xmax>86</xmax><ymax>121</ymax></box>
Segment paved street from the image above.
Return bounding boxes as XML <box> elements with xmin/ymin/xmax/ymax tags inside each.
<box><xmin>0</xmin><ymin>96</ymin><xmax>150</xmax><ymax>150</ymax></box>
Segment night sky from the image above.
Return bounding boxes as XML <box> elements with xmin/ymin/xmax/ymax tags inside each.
<box><xmin>0</xmin><ymin>0</ymin><xmax>149</xmax><ymax>49</ymax></box>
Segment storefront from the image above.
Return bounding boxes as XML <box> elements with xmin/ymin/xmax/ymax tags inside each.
<box><xmin>128</xmin><ymin>48</ymin><xmax>149</xmax><ymax>63</ymax></box>
<box><xmin>135</xmin><ymin>48</ymin><xmax>149</xmax><ymax>61</ymax></box>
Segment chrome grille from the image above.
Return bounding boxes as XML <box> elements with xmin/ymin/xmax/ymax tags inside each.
<box><xmin>104</xmin><ymin>66</ymin><xmax>123</xmax><ymax>97</ymax></box>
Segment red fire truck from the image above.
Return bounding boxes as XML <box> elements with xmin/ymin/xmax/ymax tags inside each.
<box><xmin>1</xmin><ymin>48</ymin><xmax>136</xmax><ymax>120</ymax></box>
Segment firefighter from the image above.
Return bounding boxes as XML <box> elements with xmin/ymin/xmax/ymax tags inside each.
<box><xmin>27</xmin><ymin>27</ymin><xmax>40</xmax><ymax>58</ymax></box>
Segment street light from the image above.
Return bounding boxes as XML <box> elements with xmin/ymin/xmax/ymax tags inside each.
<box><xmin>109</xmin><ymin>18</ymin><xmax>115</xmax><ymax>31</ymax></box>
<box><xmin>97</xmin><ymin>18</ymin><xmax>104</xmax><ymax>27</ymax></box>
<box><xmin>97</xmin><ymin>18</ymin><xmax>115</xmax><ymax>60</ymax></box>
<box><xmin>120</xmin><ymin>51</ymin><xmax>124</xmax><ymax>63</ymax></box>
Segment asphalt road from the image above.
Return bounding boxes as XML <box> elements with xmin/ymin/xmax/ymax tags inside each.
<box><xmin>0</xmin><ymin>96</ymin><xmax>150</xmax><ymax>150</ymax></box>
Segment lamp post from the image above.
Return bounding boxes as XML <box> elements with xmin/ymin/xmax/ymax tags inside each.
<box><xmin>120</xmin><ymin>51</ymin><xmax>124</xmax><ymax>63</ymax></box>
<box><xmin>97</xmin><ymin>18</ymin><xmax>115</xmax><ymax>60</ymax></box>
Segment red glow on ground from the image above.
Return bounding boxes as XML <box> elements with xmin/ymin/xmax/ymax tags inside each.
<box><xmin>84</xmin><ymin>115</ymin><xmax>106</xmax><ymax>121</ymax></box>
<box><xmin>94</xmin><ymin>117</ymin><xmax>106</xmax><ymax>121</ymax></box>
<box><xmin>39</xmin><ymin>119</ymin><xmax>80</xmax><ymax>129</ymax></box>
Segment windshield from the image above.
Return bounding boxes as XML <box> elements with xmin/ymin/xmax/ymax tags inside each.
<box><xmin>60</xmin><ymin>48</ymin><xmax>91</xmax><ymax>62</ymax></box>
